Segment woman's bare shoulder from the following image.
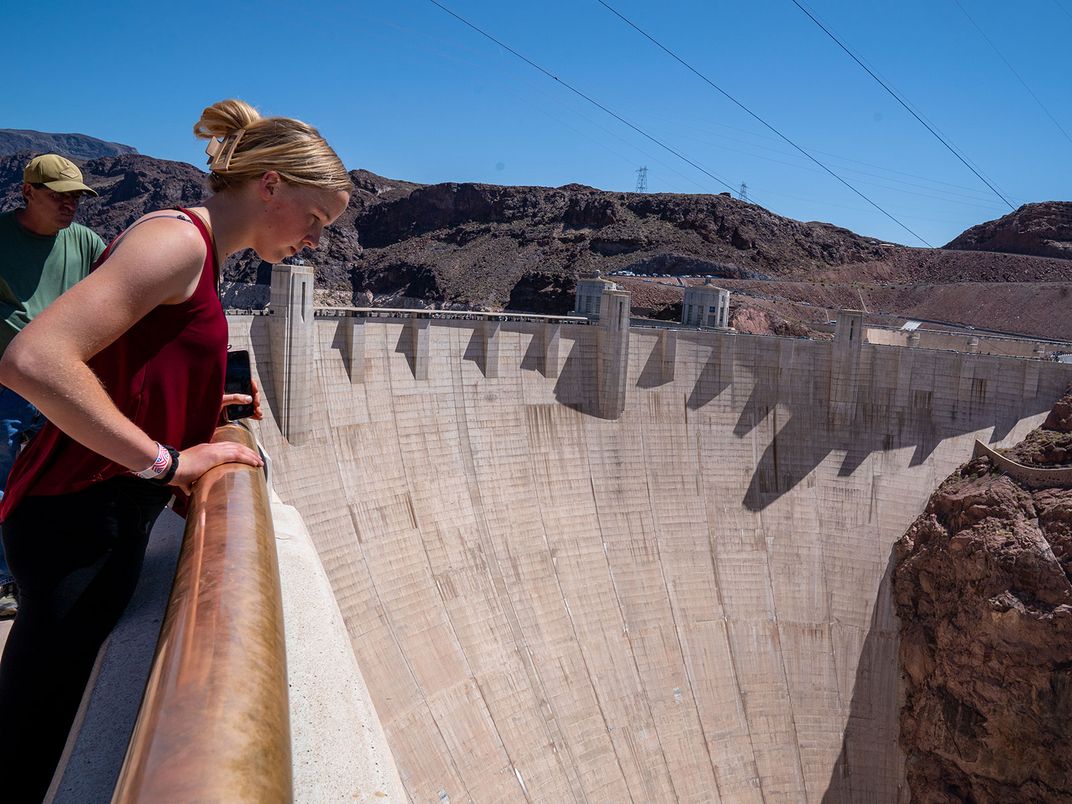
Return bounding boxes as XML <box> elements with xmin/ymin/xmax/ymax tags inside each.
<box><xmin>106</xmin><ymin>211</ymin><xmax>206</xmax><ymax>268</ymax></box>
<box><xmin>108</xmin><ymin>209</ymin><xmax>207</xmax><ymax>255</ymax></box>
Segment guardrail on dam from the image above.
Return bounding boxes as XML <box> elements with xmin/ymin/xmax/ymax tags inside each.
<box><xmin>112</xmin><ymin>424</ymin><xmax>291</xmax><ymax>802</ymax></box>
<box><xmin>226</xmin><ymin>264</ymin><xmax>1072</xmax><ymax>802</ymax></box>
<box><xmin>43</xmin><ymin>424</ymin><xmax>293</xmax><ymax>803</ymax></box>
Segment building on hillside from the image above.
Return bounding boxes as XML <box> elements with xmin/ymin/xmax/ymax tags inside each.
<box><xmin>573</xmin><ymin>274</ymin><xmax>620</xmax><ymax>320</ymax></box>
<box><xmin>681</xmin><ymin>281</ymin><xmax>730</xmax><ymax>328</ymax></box>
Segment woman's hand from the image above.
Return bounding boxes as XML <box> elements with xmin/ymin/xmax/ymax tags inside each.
<box><xmin>220</xmin><ymin>376</ymin><xmax>264</xmax><ymax>420</ymax></box>
<box><xmin>171</xmin><ymin>441</ymin><xmax>263</xmax><ymax>494</ymax></box>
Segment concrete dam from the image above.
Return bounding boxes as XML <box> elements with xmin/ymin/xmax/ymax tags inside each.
<box><xmin>224</xmin><ymin>267</ymin><xmax>1072</xmax><ymax>803</ymax></box>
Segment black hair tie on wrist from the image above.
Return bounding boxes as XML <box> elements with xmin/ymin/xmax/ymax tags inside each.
<box><xmin>151</xmin><ymin>445</ymin><xmax>181</xmax><ymax>485</ymax></box>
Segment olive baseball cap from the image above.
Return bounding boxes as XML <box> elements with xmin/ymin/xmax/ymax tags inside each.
<box><xmin>23</xmin><ymin>154</ymin><xmax>98</xmax><ymax>196</ymax></box>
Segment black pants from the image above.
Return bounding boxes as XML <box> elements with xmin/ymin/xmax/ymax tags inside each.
<box><xmin>0</xmin><ymin>476</ymin><xmax>171</xmax><ymax>803</ymax></box>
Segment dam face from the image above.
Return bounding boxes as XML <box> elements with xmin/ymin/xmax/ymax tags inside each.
<box><xmin>228</xmin><ymin>305</ymin><xmax>1071</xmax><ymax>803</ymax></box>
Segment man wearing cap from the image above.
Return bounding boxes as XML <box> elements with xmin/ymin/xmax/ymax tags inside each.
<box><xmin>0</xmin><ymin>155</ymin><xmax>105</xmax><ymax>617</ymax></box>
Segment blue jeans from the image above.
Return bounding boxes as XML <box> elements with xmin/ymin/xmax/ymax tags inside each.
<box><xmin>0</xmin><ymin>388</ymin><xmax>44</xmax><ymax>586</ymax></box>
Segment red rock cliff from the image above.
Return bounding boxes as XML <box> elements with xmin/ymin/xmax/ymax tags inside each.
<box><xmin>894</xmin><ymin>391</ymin><xmax>1072</xmax><ymax>802</ymax></box>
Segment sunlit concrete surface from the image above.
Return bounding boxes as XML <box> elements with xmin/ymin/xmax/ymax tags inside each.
<box><xmin>222</xmin><ymin>307</ymin><xmax>1072</xmax><ymax>804</ymax></box>
<box><xmin>272</xmin><ymin>490</ymin><xmax>406</xmax><ymax>802</ymax></box>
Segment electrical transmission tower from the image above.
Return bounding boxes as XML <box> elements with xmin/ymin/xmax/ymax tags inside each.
<box><xmin>635</xmin><ymin>166</ymin><xmax>648</xmax><ymax>193</ymax></box>
<box><xmin>738</xmin><ymin>182</ymin><xmax>748</xmax><ymax>202</ymax></box>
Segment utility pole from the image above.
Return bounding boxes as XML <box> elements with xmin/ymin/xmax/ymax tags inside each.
<box><xmin>738</xmin><ymin>182</ymin><xmax>748</xmax><ymax>202</ymax></box>
<box><xmin>635</xmin><ymin>166</ymin><xmax>648</xmax><ymax>193</ymax></box>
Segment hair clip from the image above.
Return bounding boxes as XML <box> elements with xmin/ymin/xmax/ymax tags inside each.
<box><xmin>205</xmin><ymin>129</ymin><xmax>246</xmax><ymax>173</ymax></box>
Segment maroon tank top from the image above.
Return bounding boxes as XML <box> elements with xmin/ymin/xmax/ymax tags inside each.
<box><xmin>0</xmin><ymin>209</ymin><xmax>227</xmax><ymax>520</ymax></box>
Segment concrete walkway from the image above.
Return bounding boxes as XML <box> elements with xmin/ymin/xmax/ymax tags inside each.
<box><xmin>974</xmin><ymin>439</ymin><xmax>1072</xmax><ymax>486</ymax></box>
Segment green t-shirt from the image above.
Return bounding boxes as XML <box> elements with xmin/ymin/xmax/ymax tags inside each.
<box><xmin>0</xmin><ymin>210</ymin><xmax>106</xmax><ymax>355</ymax></box>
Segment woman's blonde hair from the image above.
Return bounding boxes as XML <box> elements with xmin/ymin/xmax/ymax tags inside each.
<box><xmin>193</xmin><ymin>99</ymin><xmax>352</xmax><ymax>193</ymax></box>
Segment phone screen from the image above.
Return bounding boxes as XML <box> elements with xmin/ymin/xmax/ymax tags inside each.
<box><xmin>225</xmin><ymin>350</ymin><xmax>255</xmax><ymax>421</ymax></box>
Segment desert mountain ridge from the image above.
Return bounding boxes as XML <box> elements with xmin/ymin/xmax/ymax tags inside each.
<box><xmin>944</xmin><ymin>201</ymin><xmax>1072</xmax><ymax>261</ymax></box>
<box><xmin>0</xmin><ymin>130</ymin><xmax>136</xmax><ymax>160</ymax></box>
<box><xmin>1</xmin><ymin>148</ymin><xmax>1070</xmax><ymax>338</ymax></box>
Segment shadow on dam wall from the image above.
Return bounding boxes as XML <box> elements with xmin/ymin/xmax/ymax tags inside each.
<box><xmin>821</xmin><ymin>551</ymin><xmax>901</xmax><ymax>803</ymax></box>
<box><xmin>734</xmin><ymin>342</ymin><xmax>1037</xmax><ymax>513</ymax></box>
<box><xmin>234</xmin><ymin>310</ymin><xmax>1070</xmax><ymax>802</ymax></box>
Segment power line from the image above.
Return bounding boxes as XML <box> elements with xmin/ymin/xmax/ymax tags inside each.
<box><xmin>597</xmin><ymin>0</ymin><xmax>932</xmax><ymax>246</ymax></box>
<box><xmin>374</xmin><ymin>19</ymin><xmax>704</xmax><ymax>193</ymax></box>
<box><xmin>951</xmin><ymin>0</ymin><xmax>1072</xmax><ymax>148</ymax></box>
<box><xmin>425</xmin><ymin>0</ymin><xmax>738</xmax><ymax>195</ymax></box>
<box><xmin>534</xmin><ymin>105</ymin><xmax>705</xmax><ymax>194</ymax></box>
<box><xmin>790</xmin><ymin>0</ymin><xmax>1015</xmax><ymax>211</ymax></box>
<box><xmin>661</xmin><ymin>109</ymin><xmax>1015</xmax><ymax>197</ymax></box>
<box><xmin>666</xmin><ymin>127</ymin><xmax>1012</xmax><ymax>209</ymax></box>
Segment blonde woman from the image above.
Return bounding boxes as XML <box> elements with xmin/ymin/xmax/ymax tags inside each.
<box><xmin>0</xmin><ymin>99</ymin><xmax>352</xmax><ymax>801</ymax></box>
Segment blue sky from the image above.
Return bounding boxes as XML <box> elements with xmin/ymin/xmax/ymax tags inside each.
<box><xmin>4</xmin><ymin>0</ymin><xmax>1069</xmax><ymax>246</ymax></box>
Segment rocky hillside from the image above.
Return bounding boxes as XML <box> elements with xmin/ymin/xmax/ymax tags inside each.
<box><xmin>345</xmin><ymin>177</ymin><xmax>908</xmax><ymax>312</ymax></box>
<box><xmin>0</xmin><ymin>130</ymin><xmax>136</xmax><ymax>160</ymax></box>
<box><xmin>3</xmin><ymin>150</ymin><xmax>1072</xmax><ymax>335</ymax></box>
<box><xmin>894</xmin><ymin>392</ymin><xmax>1072</xmax><ymax>802</ymax></box>
<box><xmin>0</xmin><ymin>152</ymin><xmax>901</xmax><ymax>305</ymax></box>
<box><xmin>945</xmin><ymin>202</ymin><xmax>1072</xmax><ymax>262</ymax></box>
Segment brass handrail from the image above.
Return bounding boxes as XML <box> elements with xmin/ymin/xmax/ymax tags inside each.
<box><xmin>112</xmin><ymin>424</ymin><xmax>291</xmax><ymax>803</ymax></box>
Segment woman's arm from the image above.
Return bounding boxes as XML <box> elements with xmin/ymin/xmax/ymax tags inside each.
<box><xmin>0</xmin><ymin>216</ymin><xmax>260</xmax><ymax>485</ymax></box>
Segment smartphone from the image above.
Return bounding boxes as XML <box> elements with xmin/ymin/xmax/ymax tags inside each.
<box><xmin>224</xmin><ymin>350</ymin><xmax>255</xmax><ymax>421</ymax></box>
